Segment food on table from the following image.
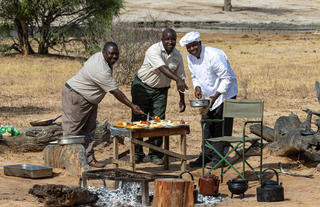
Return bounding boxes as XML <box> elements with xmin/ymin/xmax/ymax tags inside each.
<box><xmin>125</xmin><ymin>123</ymin><xmax>146</xmax><ymax>130</ymax></box>
<box><xmin>113</xmin><ymin>122</ymin><xmax>128</xmax><ymax>127</ymax></box>
<box><xmin>139</xmin><ymin>120</ymin><xmax>151</xmax><ymax>125</ymax></box>
<box><xmin>160</xmin><ymin>120</ymin><xmax>168</xmax><ymax>123</ymax></box>
<box><xmin>171</xmin><ymin>119</ymin><xmax>186</xmax><ymax>125</ymax></box>
<box><xmin>154</xmin><ymin>115</ymin><xmax>161</xmax><ymax>122</ymax></box>
<box><xmin>149</xmin><ymin>123</ymin><xmax>165</xmax><ymax>128</ymax></box>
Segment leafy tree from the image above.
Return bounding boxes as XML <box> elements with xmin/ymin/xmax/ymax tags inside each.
<box><xmin>0</xmin><ymin>0</ymin><xmax>123</xmax><ymax>55</ymax></box>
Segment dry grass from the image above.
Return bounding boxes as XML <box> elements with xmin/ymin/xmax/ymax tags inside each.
<box><xmin>1</xmin><ymin>33</ymin><xmax>320</xmax><ymax>154</ymax></box>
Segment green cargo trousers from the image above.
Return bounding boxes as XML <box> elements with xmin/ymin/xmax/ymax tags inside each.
<box><xmin>131</xmin><ymin>76</ymin><xmax>169</xmax><ymax>159</ymax></box>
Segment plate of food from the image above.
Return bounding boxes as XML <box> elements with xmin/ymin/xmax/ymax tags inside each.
<box><xmin>133</xmin><ymin>120</ymin><xmax>151</xmax><ymax>127</ymax></box>
<box><xmin>149</xmin><ymin>123</ymin><xmax>166</xmax><ymax>128</ymax></box>
<box><xmin>125</xmin><ymin>123</ymin><xmax>147</xmax><ymax>130</ymax></box>
<box><xmin>165</xmin><ymin>120</ymin><xmax>188</xmax><ymax>127</ymax></box>
<box><xmin>113</xmin><ymin>122</ymin><xmax>128</xmax><ymax>128</ymax></box>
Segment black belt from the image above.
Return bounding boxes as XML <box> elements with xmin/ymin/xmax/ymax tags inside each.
<box><xmin>65</xmin><ymin>83</ymin><xmax>82</xmax><ymax>96</ymax></box>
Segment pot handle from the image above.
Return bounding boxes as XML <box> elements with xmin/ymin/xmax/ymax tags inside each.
<box><xmin>260</xmin><ymin>168</ymin><xmax>279</xmax><ymax>185</ymax></box>
<box><xmin>178</xmin><ymin>170</ymin><xmax>194</xmax><ymax>181</ymax></box>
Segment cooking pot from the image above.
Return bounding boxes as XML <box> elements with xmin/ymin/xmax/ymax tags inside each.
<box><xmin>179</xmin><ymin>171</ymin><xmax>198</xmax><ymax>203</ymax></box>
<box><xmin>198</xmin><ymin>174</ymin><xmax>220</xmax><ymax>196</ymax></box>
<box><xmin>257</xmin><ymin>168</ymin><xmax>284</xmax><ymax>202</ymax></box>
<box><xmin>30</xmin><ymin>115</ymin><xmax>62</xmax><ymax>126</ymax></box>
<box><xmin>189</xmin><ymin>99</ymin><xmax>210</xmax><ymax>107</ymax></box>
<box><xmin>227</xmin><ymin>178</ymin><xmax>248</xmax><ymax>199</ymax></box>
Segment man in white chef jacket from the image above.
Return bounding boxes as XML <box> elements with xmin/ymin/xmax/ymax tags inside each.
<box><xmin>179</xmin><ymin>32</ymin><xmax>238</xmax><ymax>168</ymax></box>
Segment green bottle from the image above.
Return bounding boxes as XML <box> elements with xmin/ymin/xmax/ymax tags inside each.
<box><xmin>6</xmin><ymin>126</ymin><xmax>14</xmax><ymax>135</ymax></box>
<box><xmin>0</xmin><ymin>126</ymin><xmax>7</xmax><ymax>134</ymax></box>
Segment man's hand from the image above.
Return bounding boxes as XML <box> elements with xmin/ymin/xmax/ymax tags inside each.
<box><xmin>195</xmin><ymin>86</ymin><xmax>202</xmax><ymax>99</ymax></box>
<box><xmin>179</xmin><ymin>100</ymin><xmax>186</xmax><ymax>112</ymax></box>
<box><xmin>176</xmin><ymin>78</ymin><xmax>188</xmax><ymax>92</ymax></box>
<box><xmin>131</xmin><ymin>104</ymin><xmax>145</xmax><ymax>115</ymax></box>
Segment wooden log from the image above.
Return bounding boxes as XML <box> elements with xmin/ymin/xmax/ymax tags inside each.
<box><xmin>249</xmin><ymin>124</ymin><xmax>275</xmax><ymax>142</ymax></box>
<box><xmin>152</xmin><ymin>178</ymin><xmax>194</xmax><ymax>207</ymax></box>
<box><xmin>1</xmin><ymin>120</ymin><xmax>111</xmax><ymax>152</ymax></box>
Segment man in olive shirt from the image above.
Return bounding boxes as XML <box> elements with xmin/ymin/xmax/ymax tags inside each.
<box><xmin>62</xmin><ymin>42</ymin><xmax>144</xmax><ymax>168</ymax></box>
<box><xmin>131</xmin><ymin>28</ymin><xmax>188</xmax><ymax>165</ymax></box>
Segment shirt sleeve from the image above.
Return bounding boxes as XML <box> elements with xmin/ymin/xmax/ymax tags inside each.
<box><xmin>188</xmin><ymin>56</ymin><xmax>201</xmax><ymax>89</ymax></box>
<box><xmin>145</xmin><ymin>45</ymin><xmax>166</xmax><ymax>70</ymax></box>
<box><xmin>211</xmin><ymin>52</ymin><xmax>233</xmax><ymax>94</ymax></box>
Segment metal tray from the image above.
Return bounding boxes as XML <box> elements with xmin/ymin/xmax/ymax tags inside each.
<box><xmin>189</xmin><ymin>99</ymin><xmax>210</xmax><ymax>107</ymax></box>
<box><xmin>3</xmin><ymin>164</ymin><xmax>53</xmax><ymax>178</ymax></box>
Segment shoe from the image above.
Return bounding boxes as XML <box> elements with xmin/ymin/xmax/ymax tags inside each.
<box><xmin>189</xmin><ymin>156</ymin><xmax>208</xmax><ymax>168</ymax></box>
<box><xmin>135</xmin><ymin>156</ymin><xmax>144</xmax><ymax>164</ymax></box>
<box><xmin>151</xmin><ymin>157</ymin><xmax>164</xmax><ymax>165</ymax></box>
<box><xmin>88</xmin><ymin>159</ymin><xmax>106</xmax><ymax>168</ymax></box>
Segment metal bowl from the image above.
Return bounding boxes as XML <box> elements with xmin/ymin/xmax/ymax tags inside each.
<box><xmin>189</xmin><ymin>99</ymin><xmax>210</xmax><ymax>107</ymax></box>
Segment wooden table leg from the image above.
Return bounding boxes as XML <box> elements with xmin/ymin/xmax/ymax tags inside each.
<box><xmin>130</xmin><ymin>138</ymin><xmax>135</xmax><ymax>172</ymax></box>
<box><xmin>113</xmin><ymin>136</ymin><xmax>119</xmax><ymax>168</ymax></box>
<box><xmin>163</xmin><ymin>136</ymin><xmax>169</xmax><ymax>170</ymax></box>
<box><xmin>180</xmin><ymin>134</ymin><xmax>187</xmax><ymax>171</ymax></box>
<box><xmin>141</xmin><ymin>180</ymin><xmax>149</xmax><ymax>206</ymax></box>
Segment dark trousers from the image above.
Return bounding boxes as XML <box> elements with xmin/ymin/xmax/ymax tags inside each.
<box><xmin>131</xmin><ymin>76</ymin><xmax>169</xmax><ymax>159</ymax></box>
<box><xmin>201</xmin><ymin>96</ymin><xmax>236</xmax><ymax>162</ymax></box>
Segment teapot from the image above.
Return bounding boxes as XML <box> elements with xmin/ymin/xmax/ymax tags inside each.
<box><xmin>257</xmin><ymin>168</ymin><xmax>284</xmax><ymax>202</ymax></box>
<box><xmin>198</xmin><ymin>174</ymin><xmax>220</xmax><ymax>196</ymax></box>
<box><xmin>178</xmin><ymin>171</ymin><xmax>198</xmax><ymax>203</ymax></box>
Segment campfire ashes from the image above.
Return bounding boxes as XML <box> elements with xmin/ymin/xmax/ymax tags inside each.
<box><xmin>87</xmin><ymin>181</ymin><xmax>223</xmax><ymax>207</ymax></box>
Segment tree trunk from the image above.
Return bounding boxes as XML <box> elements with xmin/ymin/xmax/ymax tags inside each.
<box><xmin>14</xmin><ymin>17</ymin><xmax>34</xmax><ymax>55</ymax></box>
<box><xmin>223</xmin><ymin>0</ymin><xmax>232</xmax><ymax>11</ymax></box>
<box><xmin>152</xmin><ymin>178</ymin><xmax>194</xmax><ymax>207</ymax></box>
<box><xmin>38</xmin><ymin>21</ymin><xmax>51</xmax><ymax>54</ymax></box>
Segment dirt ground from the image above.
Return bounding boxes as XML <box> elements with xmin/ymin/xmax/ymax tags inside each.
<box><xmin>1</xmin><ymin>1</ymin><xmax>320</xmax><ymax>207</ymax></box>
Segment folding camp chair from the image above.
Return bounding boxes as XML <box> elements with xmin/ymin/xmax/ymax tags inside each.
<box><xmin>201</xmin><ymin>99</ymin><xmax>264</xmax><ymax>182</ymax></box>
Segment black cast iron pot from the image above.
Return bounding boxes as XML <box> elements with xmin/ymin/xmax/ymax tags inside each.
<box><xmin>227</xmin><ymin>178</ymin><xmax>248</xmax><ymax>199</ymax></box>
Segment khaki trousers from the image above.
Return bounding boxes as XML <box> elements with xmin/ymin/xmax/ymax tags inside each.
<box><xmin>61</xmin><ymin>85</ymin><xmax>98</xmax><ymax>163</ymax></box>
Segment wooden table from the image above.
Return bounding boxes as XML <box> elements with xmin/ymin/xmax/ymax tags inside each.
<box><xmin>110</xmin><ymin>125</ymin><xmax>190</xmax><ymax>172</ymax></box>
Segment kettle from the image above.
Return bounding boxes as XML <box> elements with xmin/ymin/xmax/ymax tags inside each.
<box><xmin>257</xmin><ymin>168</ymin><xmax>284</xmax><ymax>202</ymax></box>
<box><xmin>198</xmin><ymin>174</ymin><xmax>220</xmax><ymax>196</ymax></box>
<box><xmin>178</xmin><ymin>171</ymin><xmax>198</xmax><ymax>203</ymax></box>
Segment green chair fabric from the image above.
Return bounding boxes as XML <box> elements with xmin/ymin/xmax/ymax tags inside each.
<box><xmin>202</xmin><ymin>99</ymin><xmax>264</xmax><ymax>182</ymax></box>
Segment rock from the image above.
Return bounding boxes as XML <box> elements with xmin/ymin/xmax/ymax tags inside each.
<box><xmin>29</xmin><ymin>184</ymin><xmax>98</xmax><ymax>206</ymax></box>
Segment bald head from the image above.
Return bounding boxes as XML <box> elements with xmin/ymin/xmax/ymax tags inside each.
<box><xmin>161</xmin><ymin>28</ymin><xmax>177</xmax><ymax>54</ymax></box>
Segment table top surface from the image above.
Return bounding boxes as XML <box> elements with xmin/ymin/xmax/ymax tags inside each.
<box><xmin>110</xmin><ymin>124</ymin><xmax>190</xmax><ymax>138</ymax></box>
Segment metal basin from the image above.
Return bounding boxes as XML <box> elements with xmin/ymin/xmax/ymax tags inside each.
<box><xmin>3</xmin><ymin>164</ymin><xmax>53</xmax><ymax>178</ymax></box>
<box><xmin>189</xmin><ymin>99</ymin><xmax>210</xmax><ymax>107</ymax></box>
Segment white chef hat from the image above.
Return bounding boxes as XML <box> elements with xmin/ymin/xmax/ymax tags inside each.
<box><xmin>179</xmin><ymin>31</ymin><xmax>200</xmax><ymax>47</ymax></box>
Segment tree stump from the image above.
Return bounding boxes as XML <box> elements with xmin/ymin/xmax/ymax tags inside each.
<box><xmin>43</xmin><ymin>144</ymin><xmax>90</xmax><ymax>176</ymax></box>
<box><xmin>152</xmin><ymin>178</ymin><xmax>194</xmax><ymax>207</ymax></box>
